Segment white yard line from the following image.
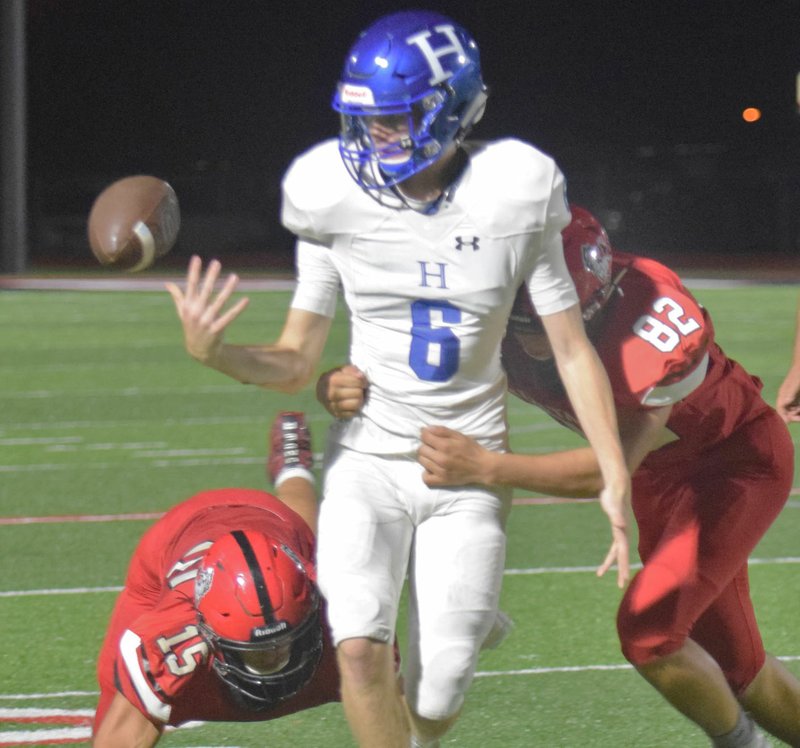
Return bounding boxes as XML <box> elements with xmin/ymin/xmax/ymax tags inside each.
<box><xmin>0</xmin><ymin>276</ymin><xmax>296</xmax><ymax>292</ymax></box>
<box><xmin>1</xmin><ymin>495</ymin><xmax>798</xmax><ymax>523</ymax></box>
<box><xmin>0</xmin><ymin>707</ymin><xmax>208</xmax><ymax>746</ymax></box>
<box><xmin>3</xmin><ymin>556</ymin><xmax>800</xmax><ymax>599</ymax></box>
<box><xmin>1</xmin><ymin>275</ymin><xmax>797</xmax><ymax>293</ymax></box>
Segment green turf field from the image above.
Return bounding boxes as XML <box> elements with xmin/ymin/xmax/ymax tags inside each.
<box><xmin>1</xmin><ymin>281</ymin><xmax>798</xmax><ymax>747</ymax></box>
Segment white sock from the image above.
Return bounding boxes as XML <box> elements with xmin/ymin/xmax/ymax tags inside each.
<box><xmin>274</xmin><ymin>466</ymin><xmax>315</xmax><ymax>489</ymax></box>
<box><xmin>711</xmin><ymin>710</ymin><xmax>770</xmax><ymax>748</ymax></box>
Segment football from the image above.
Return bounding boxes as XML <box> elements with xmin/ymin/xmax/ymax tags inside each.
<box><xmin>87</xmin><ymin>175</ymin><xmax>180</xmax><ymax>271</ymax></box>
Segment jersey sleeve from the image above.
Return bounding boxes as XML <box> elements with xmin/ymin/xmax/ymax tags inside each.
<box><xmin>606</xmin><ymin>274</ymin><xmax>710</xmax><ymax>408</ymax></box>
<box><xmin>288</xmin><ymin>238</ymin><xmax>340</xmax><ymax>318</ymax></box>
<box><xmin>281</xmin><ymin>139</ymin><xmax>360</xmax><ymax>244</ymax></box>
<box><xmin>114</xmin><ymin>594</ymin><xmax>211</xmax><ymax>724</ymax></box>
<box><xmin>280</xmin><ymin>140</ymin><xmax>348</xmax><ymax>320</ymax></box>
<box><xmin>523</xmin><ymin>170</ymin><xmax>579</xmax><ymax>317</ymax></box>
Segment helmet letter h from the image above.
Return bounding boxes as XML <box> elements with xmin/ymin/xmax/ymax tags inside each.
<box><xmin>406</xmin><ymin>25</ymin><xmax>467</xmax><ymax>85</ymax></box>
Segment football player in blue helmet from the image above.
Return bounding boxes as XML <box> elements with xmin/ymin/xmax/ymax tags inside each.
<box><xmin>332</xmin><ymin>10</ymin><xmax>488</xmax><ymax>210</ymax></box>
<box><xmin>169</xmin><ymin>7</ymin><xmax>633</xmax><ymax>748</ymax></box>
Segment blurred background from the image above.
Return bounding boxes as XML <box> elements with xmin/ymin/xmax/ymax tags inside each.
<box><xmin>2</xmin><ymin>0</ymin><xmax>799</xmax><ymax>274</ymax></box>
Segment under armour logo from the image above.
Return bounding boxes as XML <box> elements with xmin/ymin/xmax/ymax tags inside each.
<box><xmin>455</xmin><ymin>236</ymin><xmax>480</xmax><ymax>252</ymax></box>
<box><xmin>406</xmin><ymin>24</ymin><xmax>467</xmax><ymax>86</ymax></box>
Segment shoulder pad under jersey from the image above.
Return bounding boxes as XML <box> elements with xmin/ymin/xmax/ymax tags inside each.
<box><xmin>281</xmin><ymin>139</ymin><xmax>383</xmax><ymax>243</ymax></box>
<box><xmin>459</xmin><ymin>139</ymin><xmax>566</xmax><ymax>238</ymax></box>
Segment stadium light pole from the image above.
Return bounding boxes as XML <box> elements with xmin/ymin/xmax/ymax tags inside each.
<box><xmin>0</xmin><ymin>0</ymin><xmax>28</xmax><ymax>274</ymax></box>
<box><xmin>796</xmin><ymin>71</ymin><xmax>800</xmax><ymax>115</ymax></box>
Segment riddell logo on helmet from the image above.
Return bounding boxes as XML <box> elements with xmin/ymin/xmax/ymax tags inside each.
<box><xmin>253</xmin><ymin>620</ymin><xmax>289</xmax><ymax>639</ymax></box>
<box><xmin>340</xmin><ymin>84</ymin><xmax>375</xmax><ymax>106</ymax></box>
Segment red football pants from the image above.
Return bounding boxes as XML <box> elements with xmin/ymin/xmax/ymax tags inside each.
<box><xmin>617</xmin><ymin>411</ymin><xmax>794</xmax><ymax>694</ymax></box>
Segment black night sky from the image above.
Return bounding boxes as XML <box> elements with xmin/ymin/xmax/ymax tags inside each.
<box><xmin>24</xmin><ymin>0</ymin><xmax>800</xmax><ymax>264</ymax></box>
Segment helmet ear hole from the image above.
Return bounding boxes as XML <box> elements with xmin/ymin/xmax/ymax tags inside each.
<box><xmin>455</xmin><ymin>89</ymin><xmax>488</xmax><ymax>139</ymax></box>
<box><xmin>471</xmin><ymin>94</ymin><xmax>487</xmax><ymax>125</ymax></box>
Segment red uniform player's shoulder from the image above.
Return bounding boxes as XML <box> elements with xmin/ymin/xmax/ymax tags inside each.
<box><xmin>115</xmin><ymin>592</ymin><xmax>212</xmax><ymax>723</ymax></box>
<box><xmin>154</xmin><ymin>488</ymin><xmax>318</xmax><ymax>582</ymax></box>
<box><xmin>596</xmin><ymin>254</ymin><xmax>711</xmax><ymax>408</ymax></box>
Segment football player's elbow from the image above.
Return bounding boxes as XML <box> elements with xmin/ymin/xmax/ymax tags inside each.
<box><xmin>271</xmin><ymin>378</ymin><xmax>310</xmax><ymax>394</ymax></box>
<box><xmin>563</xmin><ymin>463</ymin><xmax>606</xmax><ymax>498</ymax></box>
<box><xmin>271</xmin><ymin>358</ymin><xmax>318</xmax><ymax>394</ymax></box>
<box><xmin>581</xmin><ymin>477</ymin><xmax>606</xmax><ymax>498</ymax></box>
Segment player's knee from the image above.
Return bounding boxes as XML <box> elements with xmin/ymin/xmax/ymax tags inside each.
<box><xmin>727</xmin><ymin>663</ymin><xmax>763</xmax><ymax>697</ymax></box>
<box><xmin>408</xmin><ymin>708</ymin><xmax>459</xmax><ymax>742</ymax></box>
<box><xmin>616</xmin><ymin>598</ymin><xmax>685</xmax><ymax>665</ymax></box>
<box><xmin>336</xmin><ymin>637</ymin><xmax>391</xmax><ymax>687</ymax></box>
<box><xmin>406</xmin><ymin>640</ymin><xmax>475</xmax><ymax>720</ymax></box>
<box><xmin>718</xmin><ymin>648</ymin><xmax>766</xmax><ymax>697</ymax></box>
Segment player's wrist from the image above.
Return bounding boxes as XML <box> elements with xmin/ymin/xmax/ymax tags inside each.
<box><xmin>481</xmin><ymin>449</ymin><xmax>503</xmax><ymax>486</ymax></box>
<box><xmin>192</xmin><ymin>341</ymin><xmax>223</xmax><ymax>369</ymax></box>
<box><xmin>600</xmin><ymin>466</ymin><xmax>631</xmax><ymax>497</ymax></box>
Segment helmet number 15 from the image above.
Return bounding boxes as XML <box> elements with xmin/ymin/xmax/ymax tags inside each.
<box><xmin>632</xmin><ymin>296</ymin><xmax>701</xmax><ymax>353</ymax></box>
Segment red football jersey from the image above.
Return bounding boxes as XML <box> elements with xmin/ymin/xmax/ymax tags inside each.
<box><xmin>502</xmin><ymin>251</ymin><xmax>772</xmax><ymax>469</ymax></box>
<box><xmin>503</xmin><ymin>250</ymin><xmax>793</xmax><ymax>690</ymax></box>
<box><xmin>96</xmin><ymin>488</ymin><xmax>339</xmax><ymax>727</ymax></box>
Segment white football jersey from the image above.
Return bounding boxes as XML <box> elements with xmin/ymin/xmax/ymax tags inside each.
<box><xmin>281</xmin><ymin>138</ymin><xmax>578</xmax><ymax>453</ymax></box>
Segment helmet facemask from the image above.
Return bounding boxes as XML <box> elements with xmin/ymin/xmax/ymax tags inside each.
<box><xmin>336</xmin><ymin>90</ymin><xmax>443</xmax><ymax>208</ymax></box>
<box><xmin>198</xmin><ymin>604</ymin><xmax>322</xmax><ymax>711</ymax></box>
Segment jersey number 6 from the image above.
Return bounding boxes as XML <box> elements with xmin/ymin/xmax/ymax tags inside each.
<box><xmin>409</xmin><ymin>299</ymin><xmax>461</xmax><ymax>381</ymax></box>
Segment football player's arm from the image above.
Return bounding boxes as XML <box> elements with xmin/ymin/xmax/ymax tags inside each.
<box><xmin>540</xmin><ymin>304</ymin><xmax>632</xmax><ymax>587</ymax></box>
<box><xmin>166</xmin><ymin>256</ymin><xmax>332</xmax><ymax>393</ymax></box>
<box><xmin>776</xmin><ymin>297</ymin><xmax>800</xmax><ymax>423</ymax></box>
<box><xmin>93</xmin><ymin>691</ymin><xmax>162</xmax><ymax>748</ymax></box>
<box><xmin>420</xmin><ymin>405</ymin><xmax>674</xmax><ymax>496</ymax></box>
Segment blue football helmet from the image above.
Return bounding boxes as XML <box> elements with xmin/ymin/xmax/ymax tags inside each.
<box><xmin>332</xmin><ymin>10</ymin><xmax>488</xmax><ymax>208</ymax></box>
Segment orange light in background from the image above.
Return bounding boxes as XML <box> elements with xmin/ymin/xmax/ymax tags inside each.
<box><xmin>742</xmin><ymin>107</ymin><xmax>761</xmax><ymax>123</ymax></box>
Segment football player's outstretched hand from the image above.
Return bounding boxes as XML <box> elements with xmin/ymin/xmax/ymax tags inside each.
<box><xmin>166</xmin><ymin>255</ymin><xmax>249</xmax><ymax>366</ymax></box>
<box><xmin>595</xmin><ymin>477</ymin><xmax>632</xmax><ymax>589</ymax></box>
<box><xmin>776</xmin><ymin>365</ymin><xmax>800</xmax><ymax>423</ymax></box>
<box><xmin>317</xmin><ymin>364</ymin><xmax>368</xmax><ymax>419</ymax></box>
<box><xmin>418</xmin><ymin>426</ymin><xmax>492</xmax><ymax>487</ymax></box>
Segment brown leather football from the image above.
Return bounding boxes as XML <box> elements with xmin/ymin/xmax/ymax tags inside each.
<box><xmin>87</xmin><ymin>175</ymin><xmax>180</xmax><ymax>271</ymax></box>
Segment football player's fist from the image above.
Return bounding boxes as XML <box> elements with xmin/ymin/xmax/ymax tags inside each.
<box><xmin>418</xmin><ymin>426</ymin><xmax>493</xmax><ymax>487</ymax></box>
<box><xmin>317</xmin><ymin>365</ymin><xmax>368</xmax><ymax>419</ymax></box>
<box><xmin>166</xmin><ymin>255</ymin><xmax>249</xmax><ymax>366</ymax></box>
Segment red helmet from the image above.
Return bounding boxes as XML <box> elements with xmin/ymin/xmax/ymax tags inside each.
<box><xmin>195</xmin><ymin>530</ymin><xmax>322</xmax><ymax>710</ymax></box>
<box><xmin>508</xmin><ymin>205</ymin><xmax>615</xmax><ymax>331</ymax></box>
<box><xmin>562</xmin><ymin>205</ymin><xmax>614</xmax><ymax>321</ymax></box>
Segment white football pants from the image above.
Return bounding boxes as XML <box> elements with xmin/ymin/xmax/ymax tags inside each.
<box><xmin>316</xmin><ymin>443</ymin><xmax>511</xmax><ymax>720</ymax></box>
